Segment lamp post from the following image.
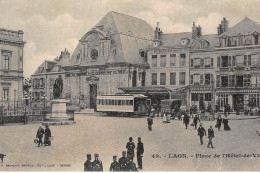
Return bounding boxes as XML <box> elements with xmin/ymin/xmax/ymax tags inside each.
<box><xmin>41</xmin><ymin>94</ymin><xmax>47</xmax><ymax>118</ymax></box>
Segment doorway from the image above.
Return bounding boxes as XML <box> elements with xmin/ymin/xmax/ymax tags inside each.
<box><xmin>89</xmin><ymin>84</ymin><xmax>97</xmax><ymax>110</ymax></box>
<box><xmin>233</xmin><ymin>94</ymin><xmax>244</xmax><ymax>112</ymax></box>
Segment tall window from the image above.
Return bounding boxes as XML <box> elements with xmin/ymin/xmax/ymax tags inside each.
<box><xmin>200</xmin><ymin>58</ymin><xmax>204</xmax><ymax>67</ymax></box>
<box><xmin>160</xmin><ymin>55</ymin><xmax>166</xmax><ymax>67</ymax></box>
<box><xmin>205</xmin><ymin>93</ymin><xmax>212</xmax><ymax>101</ymax></box>
<box><xmin>191</xmin><ymin>93</ymin><xmax>199</xmax><ymax>102</ymax></box>
<box><xmin>205</xmin><ymin>74</ymin><xmax>211</xmax><ymax>85</ymax></box>
<box><xmin>179</xmin><ymin>72</ymin><xmax>185</xmax><ymax>85</ymax></box>
<box><xmin>244</xmin><ymin>55</ymin><xmax>251</xmax><ymax>66</ymax></box>
<box><xmin>3</xmin><ymin>89</ymin><xmax>9</xmax><ymax>100</ymax></box>
<box><xmin>190</xmin><ymin>59</ymin><xmax>194</xmax><ymax>68</ymax></box>
<box><xmin>180</xmin><ymin>54</ymin><xmax>186</xmax><ymax>66</ymax></box>
<box><xmin>190</xmin><ymin>74</ymin><xmax>194</xmax><ymax>85</ymax></box>
<box><xmin>228</xmin><ymin>75</ymin><xmax>235</xmax><ymax>87</ymax></box>
<box><xmin>204</xmin><ymin>58</ymin><xmax>211</xmax><ymax>68</ymax></box>
<box><xmin>160</xmin><ymin>73</ymin><xmax>166</xmax><ymax>85</ymax></box>
<box><xmin>152</xmin><ymin>55</ymin><xmax>157</xmax><ymax>67</ymax></box>
<box><xmin>194</xmin><ymin>58</ymin><xmax>200</xmax><ymax>68</ymax></box>
<box><xmin>170</xmin><ymin>54</ymin><xmax>176</xmax><ymax>66</ymax></box>
<box><xmin>151</xmin><ymin>73</ymin><xmax>157</xmax><ymax>85</ymax></box>
<box><xmin>3</xmin><ymin>55</ymin><xmax>10</xmax><ymax>70</ymax></box>
<box><xmin>170</xmin><ymin>73</ymin><xmax>176</xmax><ymax>85</ymax></box>
<box><xmin>244</xmin><ymin>74</ymin><xmax>251</xmax><ymax>87</ymax></box>
<box><xmin>193</xmin><ymin>74</ymin><xmax>200</xmax><ymax>85</ymax></box>
<box><xmin>221</xmin><ymin>76</ymin><xmax>228</xmax><ymax>87</ymax></box>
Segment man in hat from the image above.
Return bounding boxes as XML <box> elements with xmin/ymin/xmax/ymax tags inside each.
<box><xmin>136</xmin><ymin>137</ymin><xmax>144</xmax><ymax>170</ymax></box>
<box><xmin>36</xmin><ymin>126</ymin><xmax>44</xmax><ymax>147</ymax></box>
<box><xmin>119</xmin><ymin>151</ymin><xmax>129</xmax><ymax>171</ymax></box>
<box><xmin>84</xmin><ymin>154</ymin><xmax>92</xmax><ymax>171</ymax></box>
<box><xmin>147</xmin><ymin>115</ymin><xmax>153</xmax><ymax>131</ymax></box>
<box><xmin>193</xmin><ymin>115</ymin><xmax>200</xmax><ymax>130</ymax></box>
<box><xmin>207</xmin><ymin>125</ymin><xmax>215</xmax><ymax>148</ymax></box>
<box><xmin>92</xmin><ymin>153</ymin><xmax>103</xmax><ymax>171</ymax></box>
<box><xmin>126</xmin><ymin>137</ymin><xmax>135</xmax><ymax>160</ymax></box>
<box><xmin>197</xmin><ymin>123</ymin><xmax>207</xmax><ymax>145</ymax></box>
<box><xmin>109</xmin><ymin>155</ymin><xmax>120</xmax><ymax>172</ymax></box>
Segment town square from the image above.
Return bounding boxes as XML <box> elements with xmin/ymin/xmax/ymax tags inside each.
<box><xmin>0</xmin><ymin>0</ymin><xmax>260</xmax><ymax>171</ymax></box>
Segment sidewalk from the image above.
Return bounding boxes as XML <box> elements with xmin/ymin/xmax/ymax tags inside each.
<box><xmin>225</xmin><ymin>113</ymin><xmax>260</xmax><ymax>120</ymax></box>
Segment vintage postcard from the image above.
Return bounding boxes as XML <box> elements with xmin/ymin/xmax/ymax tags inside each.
<box><xmin>0</xmin><ymin>0</ymin><xmax>260</xmax><ymax>171</ymax></box>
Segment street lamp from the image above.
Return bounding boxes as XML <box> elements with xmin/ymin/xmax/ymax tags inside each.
<box><xmin>41</xmin><ymin>94</ymin><xmax>47</xmax><ymax>117</ymax></box>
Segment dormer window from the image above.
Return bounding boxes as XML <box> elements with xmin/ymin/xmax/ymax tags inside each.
<box><xmin>181</xmin><ymin>38</ymin><xmax>190</xmax><ymax>45</ymax></box>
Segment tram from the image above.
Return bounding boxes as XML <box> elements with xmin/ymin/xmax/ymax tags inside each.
<box><xmin>96</xmin><ymin>94</ymin><xmax>150</xmax><ymax>116</ymax></box>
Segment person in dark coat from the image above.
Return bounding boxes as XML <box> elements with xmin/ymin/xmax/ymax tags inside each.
<box><xmin>44</xmin><ymin>125</ymin><xmax>51</xmax><ymax>146</ymax></box>
<box><xmin>207</xmin><ymin>126</ymin><xmax>214</xmax><ymax>148</ymax></box>
<box><xmin>183</xmin><ymin>112</ymin><xmax>190</xmax><ymax>129</ymax></box>
<box><xmin>36</xmin><ymin>126</ymin><xmax>44</xmax><ymax>147</ymax></box>
<box><xmin>110</xmin><ymin>155</ymin><xmax>120</xmax><ymax>172</ymax></box>
<box><xmin>126</xmin><ymin>137</ymin><xmax>135</xmax><ymax>160</ymax></box>
<box><xmin>136</xmin><ymin>137</ymin><xmax>144</xmax><ymax>170</ymax></box>
<box><xmin>193</xmin><ymin>115</ymin><xmax>200</xmax><ymax>130</ymax></box>
<box><xmin>119</xmin><ymin>151</ymin><xmax>129</xmax><ymax>171</ymax></box>
<box><xmin>216</xmin><ymin>115</ymin><xmax>222</xmax><ymax>131</ymax></box>
<box><xmin>223</xmin><ymin>116</ymin><xmax>231</xmax><ymax>131</ymax></box>
<box><xmin>84</xmin><ymin>154</ymin><xmax>92</xmax><ymax>171</ymax></box>
<box><xmin>147</xmin><ymin>116</ymin><xmax>153</xmax><ymax>131</ymax></box>
<box><xmin>92</xmin><ymin>153</ymin><xmax>103</xmax><ymax>171</ymax></box>
<box><xmin>127</xmin><ymin>158</ymin><xmax>138</xmax><ymax>171</ymax></box>
<box><xmin>197</xmin><ymin>123</ymin><xmax>207</xmax><ymax>145</ymax></box>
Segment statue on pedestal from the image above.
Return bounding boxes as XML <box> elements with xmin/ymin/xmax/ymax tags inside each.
<box><xmin>53</xmin><ymin>75</ymin><xmax>63</xmax><ymax>99</ymax></box>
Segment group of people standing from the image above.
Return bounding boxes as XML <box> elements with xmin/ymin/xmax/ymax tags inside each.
<box><xmin>84</xmin><ymin>137</ymin><xmax>144</xmax><ymax>172</ymax></box>
<box><xmin>35</xmin><ymin>125</ymin><xmax>52</xmax><ymax>147</ymax></box>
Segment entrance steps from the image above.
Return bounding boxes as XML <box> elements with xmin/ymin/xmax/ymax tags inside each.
<box><xmin>75</xmin><ymin>109</ymin><xmax>95</xmax><ymax>114</ymax></box>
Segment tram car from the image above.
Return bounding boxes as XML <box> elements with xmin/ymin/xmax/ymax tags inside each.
<box><xmin>96</xmin><ymin>94</ymin><xmax>150</xmax><ymax>116</ymax></box>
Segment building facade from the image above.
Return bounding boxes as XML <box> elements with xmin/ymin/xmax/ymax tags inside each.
<box><xmin>0</xmin><ymin>28</ymin><xmax>25</xmax><ymax>111</ymax></box>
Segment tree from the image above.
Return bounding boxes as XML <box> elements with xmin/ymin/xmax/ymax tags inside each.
<box><xmin>23</xmin><ymin>77</ymin><xmax>31</xmax><ymax>95</ymax></box>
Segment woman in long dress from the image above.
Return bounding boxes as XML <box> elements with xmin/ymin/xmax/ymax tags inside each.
<box><xmin>44</xmin><ymin>125</ymin><xmax>52</xmax><ymax>146</ymax></box>
<box><xmin>162</xmin><ymin>111</ymin><xmax>167</xmax><ymax>123</ymax></box>
<box><xmin>223</xmin><ymin>116</ymin><xmax>231</xmax><ymax>131</ymax></box>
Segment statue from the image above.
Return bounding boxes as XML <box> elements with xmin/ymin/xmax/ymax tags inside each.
<box><xmin>53</xmin><ymin>75</ymin><xmax>63</xmax><ymax>99</ymax></box>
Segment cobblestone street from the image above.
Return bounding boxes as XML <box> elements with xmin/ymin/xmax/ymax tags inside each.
<box><xmin>0</xmin><ymin>114</ymin><xmax>259</xmax><ymax>171</ymax></box>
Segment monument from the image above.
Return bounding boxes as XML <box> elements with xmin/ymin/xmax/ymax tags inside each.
<box><xmin>42</xmin><ymin>75</ymin><xmax>75</xmax><ymax>126</ymax></box>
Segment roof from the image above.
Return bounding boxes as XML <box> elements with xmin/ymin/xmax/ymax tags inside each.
<box><xmin>69</xmin><ymin>11</ymin><xmax>154</xmax><ymax>66</ymax></box>
<box><xmin>192</xmin><ymin>34</ymin><xmax>219</xmax><ymax>50</ymax></box>
<box><xmin>220</xmin><ymin>17</ymin><xmax>260</xmax><ymax>37</ymax></box>
<box><xmin>160</xmin><ymin>32</ymin><xmax>194</xmax><ymax>48</ymax></box>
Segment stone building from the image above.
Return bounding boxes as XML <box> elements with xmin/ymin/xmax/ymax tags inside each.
<box><xmin>215</xmin><ymin>17</ymin><xmax>260</xmax><ymax>112</ymax></box>
<box><xmin>31</xmin><ymin>49</ymin><xmax>70</xmax><ymax>108</ymax></box>
<box><xmin>0</xmin><ymin>28</ymin><xmax>25</xmax><ymax>111</ymax></box>
<box><xmin>63</xmin><ymin>11</ymin><xmax>154</xmax><ymax>110</ymax></box>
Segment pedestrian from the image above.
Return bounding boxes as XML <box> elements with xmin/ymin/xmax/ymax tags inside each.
<box><xmin>223</xmin><ymin>116</ymin><xmax>231</xmax><ymax>131</ymax></box>
<box><xmin>127</xmin><ymin>158</ymin><xmax>138</xmax><ymax>171</ymax></box>
<box><xmin>119</xmin><ymin>151</ymin><xmax>129</xmax><ymax>171</ymax></box>
<box><xmin>227</xmin><ymin>104</ymin><xmax>231</xmax><ymax>115</ymax></box>
<box><xmin>216</xmin><ymin>114</ymin><xmax>222</xmax><ymax>131</ymax></box>
<box><xmin>193</xmin><ymin>114</ymin><xmax>200</xmax><ymax>130</ymax></box>
<box><xmin>109</xmin><ymin>155</ymin><xmax>120</xmax><ymax>172</ymax></box>
<box><xmin>183</xmin><ymin>112</ymin><xmax>190</xmax><ymax>129</ymax></box>
<box><xmin>44</xmin><ymin>125</ymin><xmax>51</xmax><ymax>146</ymax></box>
<box><xmin>162</xmin><ymin>111</ymin><xmax>166</xmax><ymax>123</ymax></box>
<box><xmin>91</xmin><ymin>153</ymin><xmax>103</xmax><ymax>171</ymax></box>
<box><xmin>207</xmin><ymin>126</ymin><xmax>214</xmax><ymax>148</ymax></box>
<box><xmin>36</xmin><ymin>126</ymin><xmax>44</xmax><ymax>147</ymax></box>
<box><xmin>136</xmin><ymin>137</ymin><xmax>144</xmax><ymax>170</ymax></box>
<box><xmin>126</xmin><ymin>137</ymin><xmax>135</xmax><ymax>160</ymax></box>
<box><xmin>84</xmin><ymin>154</ymin><xmax>92</xmax><ymax>171</ymax></box>
<box><xmin>224</xmin><ymin>103</ymin><xmax>228</xmax><ymax>116</ymax></box>
<box><xmin>197</xmin><ymin>123</ymin><xmax>207</xmax><ymax>145</ymax></box>
<box><xmin>147</xmin><ymin>115</ymin><xmax>153</xmax><ymax>131</ymax></box>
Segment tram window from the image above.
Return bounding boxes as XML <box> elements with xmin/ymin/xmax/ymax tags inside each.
<box><xmin>108</xmin><ymin>100</ymin><xmax>111</xmax><ymax>105</ymax></box>
<box><xmin>118</xmin><ymin>100</ymin><xmax>122</xmax><ymax>105</ymax></box>
<box><xmin>130</xmin><ymin>100</ymin><xmax>133</xmax><ymax>105</ymax></box>
<box><xmin>112</xmin><ymin>100</ymin><xmax>115</xmax><ymax>105</ymax></box>
<box><xmin>98</xmin><ymin>100</ymin><xmax>100</xmax><ymax>105</ymax></box>
<box><xmin>126</xmin><ymin>100</ymin><xmax>130</xmax><ymax>105</ymax></box>
<box><xmin>115</xmin><ymin>100</ymin><xmax>118</xmax><ymax>105</ymax></box>
<box><xmin>122</xmin><ymin>100</ymin><xmax>126</xmax><ymax>105</ymax></box>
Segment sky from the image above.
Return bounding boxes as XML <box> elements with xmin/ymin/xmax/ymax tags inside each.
<box><xmin>1</xmin><ymin>0</ymin><xmax>260</xmax><ymax>77</ymax></box>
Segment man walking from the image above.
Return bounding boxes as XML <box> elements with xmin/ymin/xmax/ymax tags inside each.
<box><xmin>193</xmin><ymin>115</ymin><xmax>200</xmax><ymax>130</ymax></box>
<box><xmin>126</xmin><ymin>137</ymin><xmax>135</xmax><ymax>160</ymax></box>
<box><xmin>92</xmin><ymin>153</ymin><xmax>103</xmax><ymax>171</ymax></box>
<box><xmin>207</xmin><ymin>126</ymin><xmax>215</xmax><ymax>149</ymax></box>
<box><xmin>84</xmin><ymin>154</ymin><xmax>92</xmax><ymax>171</ymax></box>
<box><xmin>147</xmin><ymin>115</ymin><xmax>153</xmax><ymax>131</ymax></box>
<box><xmin>109</xmin><ymin>155</ymin><xmax>120</xmax><ymax>172</ymax></box>
<box><xmin>197</xmin><ymin>123</ymin><xmax>207</xmax><ymax>145</ymax></box>
<box><xmin>136</xmin><ymin>137</ymin><xmax>144</xmax><ymax>170</ymax></box>
<box><xmin>36</xmin><ymin>126</ymin><xmax>44</xmax><ymax>147</ymax></box>
<box><xmin>183</xmin><ymin>112</ymin><xmax>190</xmax><ymax>129</ymax></box>
<box><xmin>119</xmin><ymin>151</ymin><xmax>129</xmax><ymax>171</ymax></box>
<box><xmin>216</xmin><ymin>114</ymin><xmax>222</xmax><ymax>131</ymax></box>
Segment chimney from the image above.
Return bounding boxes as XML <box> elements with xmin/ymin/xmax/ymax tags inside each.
<box><xmin>218</xmin><ymin>17</ymin><xmax>229</xmax><ymax>35</ymax></box>
<box><xmin>192</xmin><ymin>22</ymin><xmax>199</xmax><ymax>39</ymax></box>
<box><xmin>197</xmin><ymin>25</ymin><xmax>202</xmax><ymax>38</ymax></box>
<box><xmin>154</xmin><ymin>22</ymin><xmax>163</xmax><ymax>40</ymax></box>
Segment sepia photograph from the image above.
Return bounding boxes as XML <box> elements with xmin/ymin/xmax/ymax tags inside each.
<box><xmin>0</xmin><ymin>0</ymin><xmax>260</xmax><ymax>171</ymax></box>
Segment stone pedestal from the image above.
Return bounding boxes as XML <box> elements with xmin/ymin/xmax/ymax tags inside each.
<box><xmin>43</xmin><ymin>99</ymin><xmax>75</xmax><ymax>126</ymax></box>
